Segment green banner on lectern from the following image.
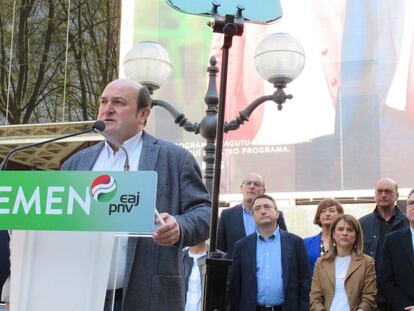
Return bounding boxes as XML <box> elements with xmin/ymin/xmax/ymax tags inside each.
<box><xmin>0</xmin><ymin>171</ymin><xmax>157</xmax><ymax>234</ymax></box>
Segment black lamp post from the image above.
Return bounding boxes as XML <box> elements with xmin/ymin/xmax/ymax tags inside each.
<box><xmin>123</xmin><ymin>6</ymin><xmax>305</xmax><ymax>310</ymax></box>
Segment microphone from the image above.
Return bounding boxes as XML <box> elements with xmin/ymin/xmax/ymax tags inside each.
<box><xmin>0</xmin><ymin>122</ymin><xmax>101</xmax><ymax>171</ymax></box>
<box><xmin>91</xmin><ymin>120</ymin><xmax>105</xmax><ymax>132</ymax></box>
<box><xmin>92</xmin><ymin>121</ymin><xmax>130</xmax><ymax>171</ymax></box>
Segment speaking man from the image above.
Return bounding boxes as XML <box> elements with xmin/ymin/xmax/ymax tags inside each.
<box><xmin>230</xmin><ymin>194</ymin><xmax>311</xmax><ymax>311</ymax></box>
<box><xmin>62</xmin><ymin>79</ymin><xmax>211</xmax><ymax>311</ymax></box>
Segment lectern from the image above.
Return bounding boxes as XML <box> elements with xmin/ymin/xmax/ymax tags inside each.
<box><xmin>0</xmin><ymin>171</ymin><xmax>157</xmax><ymax>311</ymax></box>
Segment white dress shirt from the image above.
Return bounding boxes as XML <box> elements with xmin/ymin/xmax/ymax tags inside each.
<box><xmin>185</xmin><ymin>250</ymin><xmax>205</xmax><ymax>311</ymax></box>
<box><xmin>92</xmin><ymin>131</ymin><xmax>143</xmax><ymax>290</ymax></box>
<box><xmin>330</xmin><ymin>255</ymin><xmax>351</xmax><ymax>311</ymax></box>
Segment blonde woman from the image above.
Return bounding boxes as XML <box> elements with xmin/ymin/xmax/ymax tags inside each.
<box><xmin>310</xmin><ymin>214</ymin><xmax>376</xmax><ymax>311</ymax></box>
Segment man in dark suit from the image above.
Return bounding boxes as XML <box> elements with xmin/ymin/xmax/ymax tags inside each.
<box><xmin>378</xmin><ymin>188</ymin><xmax>414</xmax><ymax>311</ymax></box>
<box><xmin>230</xmin><ymin>194</ymin><xmax>311</xmax><ymax>311</ymax></box>
<box><xmin>359</xmin><ymin>177</ymin><xmax>409</xmax><ymax>310</ymax></box>
<box><xmin>62</xmin><ymin>79</ymin><xmax>211</xmax><ymax>311</ymax></box>
<box><xmin>217</xmin><ymin>173</ymin><xmax>287</xmax><ymax>259</ymax></box>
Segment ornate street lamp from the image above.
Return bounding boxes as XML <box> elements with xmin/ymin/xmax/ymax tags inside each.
<box><xmin>124</xmin><ymin>26</ymin><xmax>305</xmax><ymax>311</ymax></box>
<box><xmin>123</xmin><ymin>32</ymin><xmax>305</xmax><ymax>190</ymax></box>
<box><xmin>124</xmin><ymin>41</ymin><xmax>173</xmax><ymax>92</ymax></box>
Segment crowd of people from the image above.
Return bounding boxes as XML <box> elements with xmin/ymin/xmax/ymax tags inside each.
<box><xmin>198</xmin><ymin>174</ymin><xmax>413</xmax><ymax>311</ymax></box>
<box><xmin>1</xmin><ymin>79</ymin><xmax>413</xmax><ymax>311</ymax></box>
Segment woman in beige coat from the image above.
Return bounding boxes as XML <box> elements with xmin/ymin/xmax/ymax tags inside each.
<box><xmin>310</xmin><ymin>214</ymin><xmax>377</xmax><ymax>311</ymax></box>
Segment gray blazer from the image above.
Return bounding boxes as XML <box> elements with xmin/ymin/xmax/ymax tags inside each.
<box><xmin>62</xmin><ymin>131</ymin><xmax>211</xmax><ymax>311</ymax></box>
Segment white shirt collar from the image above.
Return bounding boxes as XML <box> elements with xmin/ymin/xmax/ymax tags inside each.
<box><xmin>93</xmin><ymin>131</ymin><xmax>143</xmax><ymax>172</ymax></box>
<box><xmin>103</xmin><ymin>131</ymin><xmax>143</xmax><ymax>157</ymax></box>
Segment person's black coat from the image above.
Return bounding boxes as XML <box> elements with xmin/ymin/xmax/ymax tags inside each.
<box><xmin>378</xmin><ymin>227</ymin><xmax>414</xmax><ymax>310</ymax></box>
<box><xmin>0</xmin><ymin>230</ymin><xmax>10</xmax><ymax>301</ymax></box>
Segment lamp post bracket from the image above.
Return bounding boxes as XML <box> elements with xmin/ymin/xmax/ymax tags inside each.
<box><xmin>165</xmin><ymin>0</ymin><xmax>282</xmax><ymax>24</ymax></box>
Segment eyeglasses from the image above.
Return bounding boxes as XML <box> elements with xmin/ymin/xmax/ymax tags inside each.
<box><xmin>243</xmin><ymin>180</ymin><xmax>264</xmax><ymax>187</ymax></box>
<box><xmin>375</xmin><ymin>189</ymin><xmax>395</xmax><ymax>195</ymax></box>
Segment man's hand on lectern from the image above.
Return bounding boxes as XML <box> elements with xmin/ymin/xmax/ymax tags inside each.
<box><xmin>153</xmin><ymin>213</ymin><xmax>180</xmax><ymax>246</ymax></box>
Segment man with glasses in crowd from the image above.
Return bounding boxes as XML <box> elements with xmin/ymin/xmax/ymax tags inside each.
<box><xmin>359</xmin><ymin>177</ymin><xmax>409</xmax><ymax>311</ymax></box>
<box><xmin>217</xmin><ymin>172</ymin><xmax>287</xmax><ymax>259</ymax></box>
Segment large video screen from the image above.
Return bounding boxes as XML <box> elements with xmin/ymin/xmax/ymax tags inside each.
<box><xmin>121</xmin><ymin>0</ymin><xmax>414</xmax><ymax>194</ymax></box>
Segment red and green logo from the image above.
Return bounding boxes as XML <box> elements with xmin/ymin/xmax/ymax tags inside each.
<box><xmin>91</xmin><ymin>175</ymin><xmax>117</xmax><ymax>202</ymax></box>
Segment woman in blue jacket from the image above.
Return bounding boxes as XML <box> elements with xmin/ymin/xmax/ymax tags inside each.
<box><xmin>304</xmin><ymin>198</ymin><xmax>344</xmax><ymax>271</ymax></box>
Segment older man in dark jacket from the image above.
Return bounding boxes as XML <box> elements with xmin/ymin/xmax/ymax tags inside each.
<box><xmin>359</xmin><ymin>178</ymin><xmax>409</xmax><ymax>311</ymax></box>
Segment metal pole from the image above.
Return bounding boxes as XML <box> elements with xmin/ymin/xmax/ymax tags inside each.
<box><xmin>202</xmin><ymin>14</ymin><xmax>242</xmax><ymax>311</ymax></box>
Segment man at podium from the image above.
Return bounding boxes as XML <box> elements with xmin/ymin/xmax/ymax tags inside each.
<box><xmin>62</xmin><ymin>79</ymin><xmax>211</xmax><ymax>311</ymax></box>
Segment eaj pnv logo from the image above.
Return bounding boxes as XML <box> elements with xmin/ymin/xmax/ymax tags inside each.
<box><xmin>91</xmin><ymin>175</ymin><xmax>117</xmax><ymax>202</ymax></box>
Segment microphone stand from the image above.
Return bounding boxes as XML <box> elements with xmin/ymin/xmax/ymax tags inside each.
<box><xmin>92</xmin><ymin>124</ymin><xmax>165</xmax><ymax>225</ymax></box>
<box><xmin>92</xmin><ymin>128</ymin><xmax>130</xmax><ymax>172</ymax></box>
